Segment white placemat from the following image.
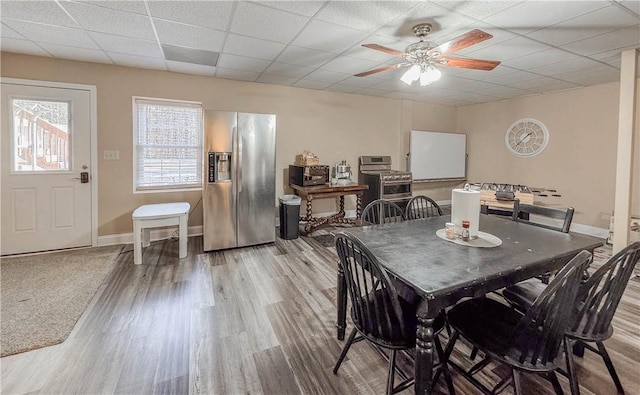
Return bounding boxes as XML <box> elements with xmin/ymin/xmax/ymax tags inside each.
<box><xmin>436</xmin><ymin>229</ymin><xmax>502</xmax><ymax>248</ymax></box>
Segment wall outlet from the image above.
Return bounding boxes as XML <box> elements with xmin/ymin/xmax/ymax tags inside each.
<box><xmin>103</xmin><ymin>150</ymin><xmax>120</xmax><ymax>160</ymax></box>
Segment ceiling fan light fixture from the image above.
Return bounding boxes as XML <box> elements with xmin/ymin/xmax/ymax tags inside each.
<box><xmin>401</xmin><ymin>64</ymin><xmax>421</xmax><ymax>85</ymax></box>
<box><xmin>419</xmin><ymin>65</ymin><xmax>442</xmax><ymax>86</ymax></box>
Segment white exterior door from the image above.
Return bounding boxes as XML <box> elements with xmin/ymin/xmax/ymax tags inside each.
<box><xmin>1</xmin><ymin>82</ymin><xmax>93</xmax><ymax>255</ymax></box>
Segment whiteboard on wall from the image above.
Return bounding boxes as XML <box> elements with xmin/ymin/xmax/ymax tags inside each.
<box><xmin>409</xmin><ymin>130</ymin><xmax>467</xmax><ymax>181</ymax></box>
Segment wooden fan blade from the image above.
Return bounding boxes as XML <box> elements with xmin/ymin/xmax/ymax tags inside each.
<box><xmin>354</xmin><ymin>63</ymin><xmax>408</xmax><ymax>77</ymax></box>
<box><xmin>362</xmin><ymin>44</ymin><xmax>406</xmax><ymax>58</ymax></box>
<box><xmin>440</xmin><ymin>57</ymin><xmax>501</xmax><ymax>71</ymax></box>
<box><xmin>431</xmin><ymin>29</ymin><xmax>493</xmax><ymax>56</ymax></box>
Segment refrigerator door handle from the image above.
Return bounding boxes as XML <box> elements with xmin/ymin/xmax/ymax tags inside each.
<box><xmin>236</xmin><ymin>127</ymin><xmax>243</xmax><ymax>193</ymax></box>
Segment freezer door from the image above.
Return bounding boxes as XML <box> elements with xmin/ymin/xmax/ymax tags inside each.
<box><xmin>237</xmin><ymin>113</ymin><xmax>276</xmax><ymax>247</ymax></box>
<box><xmin>203</xmin><ymin>111</ymin><xmax>237</xmax><ymax>251</ymax></box>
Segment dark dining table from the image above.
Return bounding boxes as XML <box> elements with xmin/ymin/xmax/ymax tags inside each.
<box><xmin>336</xmin><ymin>214</ymin><xmax>604</xmax><ymax>395</ymax></box>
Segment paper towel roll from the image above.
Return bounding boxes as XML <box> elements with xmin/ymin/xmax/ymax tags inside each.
<box><xmin>451</xmin><ymin>188</ymin><xmax>480</xmax><ymax>238</ymax></box>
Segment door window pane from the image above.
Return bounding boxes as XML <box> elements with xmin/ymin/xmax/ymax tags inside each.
<box><xmin>12</xmin><ymin>99</ymin><xmax>70</xmax><ymax>172</ymax></box>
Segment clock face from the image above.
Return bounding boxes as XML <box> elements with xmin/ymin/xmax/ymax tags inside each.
<box><xmin>505</xmin><ymin>118</ymin><xmax>549</xmax><ymax>157</ymax></box>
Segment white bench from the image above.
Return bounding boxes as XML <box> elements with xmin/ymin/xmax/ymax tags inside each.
<box><xmin>132</xmin><ymin>202</ymin><xmax>190</xmax><ymax>265</ymax></box>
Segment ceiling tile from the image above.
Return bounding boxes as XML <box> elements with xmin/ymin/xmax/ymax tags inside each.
<box><xmin>292</xmin><ymin>20</ymin><xmax>368</xmax><ymax>53</ymax></box>
<box><xmin>464</xmin><ymin>36</ymin><xmax>550</xmax><ymax>61</ymax></box>
<box><xmin>502</xmin><ymin>48</ymin><xmax>580</xmax><ymax>70</ymax></box>
<box><xmin>0</xmin><ymin>37</ymin><xmax>50</xmax><ymax>57</ymax></box>
<box><xmin>304</xmin><ymin>69</ymin><xmax>351</xmax><ymax>83</ymax></box>
<box><xmin>76</xmin><ymin>1</ymin><xmax>148</xmax><ymax>15</ymax></box>
<box><xmin>230</xmin><ymin>2</ymin><xmax>309</xmax><ymax>43</ymax></box>
<box><xmin>39</xmin><ymin>43</ymin><xmax>112</xmax><ymax>63</ymax></box>
<box><xmin>1</xmin><ymin>23</ymin><xmax>25</xmax><ymax>39</ymax></box>
<box><xmin>256</xmin><ymin>74</ymin><xmax>299</xmax><ymax>85</ymax></box>
<box><xmin>215</xmin><ymin>68</ymin><xmax>259</xmax><ymax>82</ymax></box>
<box><xmin>482</xmin><ymin>70</ymin><xmax>543</xmax><ymax>85</ymax></box>
<box><xmin>217</xmin><ymin>54</ymin><xmax>270</xmax><ymax>73</ymax></box>
<box><xmin>531</xmin><ymin>56</ymin><xmax>614</xmax><ymax>76</ymax></box>
<box><xmin>61</xmin><ymin>1</ymin><xmax>155</xmax><ymax>40</ymax></box>
<box><xmin>338</xmin><ymin>75</ymin><xmax>388</xmax><ymax>88</ymax></box>
<box><xmin>3</xmin><ymin>19</ymin><xmax>99</xmax><ymax>50</ymax></box>
<box><xmin>375</xmin><ymin>1</ymin><xmax>478</xmax><ymax>41</ymax></box>
<box><xmin>154</xmin><ymin>19</ymin><xmax>225</xmax><ymax>52</ymax></box>
<box><xmin>553</xmin><ymin>65</ymin><xmax>621</xmax><ymax>86</ymax></box>
<box><xmin>108</xmin><ymin>53</ymin><xmax>167</xmax><ymax>70</ymax></box>
<box><xmin>505</xmin><ymin>76</ymin><xmax>580</xmax><ymax>93</ymax></box>
<box><xmin>255</xmin><ymin>1</ymin><xmax>326</xmax><ymax>17</ymax></box>
<box><xmin>617</xmin><ymin>0</ymin><xmax>640</xmax><ymax>15</ymax></box>
<box><xmin>166</xmin><ymin>60</ymin><xmax>216</xmax><ymax>76</ymax></box>
<box><xmin>275</xmin><ymin>45</ymin><xmax>334</xmax><ymax>68</ymax></box>
<box><xmin>434</xmin><ymin>1</ymin><xmax>521</xmax><ymax>20</ymax></box>
<box><xmin>315</xmin><ymin>1</ymin><xmax>419</xmax><ymax>33</ymax></box>
<box><xmin>263</xmin><ymin>62</ymin><xmax>313</xmax><ymax>78</ymax></box>
<box><xmin>148</xmin><ymin>1</ymin><xmax>234</xmax><ymax>31</ymax></box>
<box><xmin>562</xmin><ymin>26</ymin><xmax>640</xmax><ymax>56</ymax></box>
<box><xmin>293</xmin><ymin>79</ymin><xmax>334</xmax><ymax>89</ymax></box>
<box><xmin>1</xmin><ymin>1</ymin><xmax>78</xmax><ymax>28</ymax></box>
<box><xmin>483</xmin><ymin>1</ymin><xmax>610</xmax><ymax>34</ymax></box>
<box><xmin>90</xmin><ymin>32</ymin><xmax>163</xmax><ymax>58</ymax></box>
<box><xmin>320</xmin><ymin>56</ymin><xmax>381</xmax><ymax>74</ymax></box>
<box><xmin>223</xmin><ymin>34</ymin><xmax>286</xmax><ymax>60</ymax></box>
<box><xmin>478</xmin><ymin>85</ymin><xmax>535</xmax><ymax>99</ymax></box>
<box><xmin>527</xmin><ymin>4</ymin><xmax>640</xmax><ymax>46</ymax></box>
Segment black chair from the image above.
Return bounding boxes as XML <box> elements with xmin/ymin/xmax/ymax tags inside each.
<box><xmin>444</xmin><ymin>250</ymin><xmax>593</xmax><ymax>395</ymax></box>
<box><xmin>513</xmin><ymin>199</ymin><xmax>576</xmax><ymax>284</ymax></box>
<box><xmin>503</xmin><ymin>242</ymin><xmax>640</xmax><ymax>395</ymax></box>
<box><xmin>405</xmin><ymin>195</ymin><xmax>443</xmax><ymax>220</ymax></box>
<box><xmin>512</xmin><ymin>198</ymin><xmax>575</xmax><ymax>233</ymax></box>
<box><xmin>361</xmin><ymin>199</ymin><xmax>405</xmax><ymax>225</ymax></box>
<box><xmin>333</xmin><ymin>232</ymin><xmax>454</xmax><ymax>394</ymax></box>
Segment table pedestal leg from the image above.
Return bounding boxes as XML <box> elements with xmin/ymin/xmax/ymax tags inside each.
<box><xmin>415</xmin><ymin>312</ymin><xmax>435</xmax><ymax>394</ymax></box>
<box><xmin>356</xmin><ymin>193</ymin><xmax>363</xmax><ymax>221</ymax></box>
<box><xmin>337</xmin><ymin>262</ymin><xmax>347</xmax><ymax>340</ymax></box>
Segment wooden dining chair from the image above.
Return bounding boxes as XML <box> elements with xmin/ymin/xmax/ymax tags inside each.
<box><xmin>361</xmin><ymin>199</ymin><xmax>405</xmax><ymax>225</ymax></box>
<box><xmin>512</xmin><ymin>198</ymin><xmax>575</xmax><ymax>233</ymax></box>
<box><xmin>405</xmin><ymin>195</ymin><xmax>443</xmax><ymax>220</ymax></box>
<box><xmin>443</xmin><ymin>250</ymin><xmax>593</xmax><ymax>395</ymax></box>
<box><xmin>502</xmin><ymin>241</ymin><xmax>640</xmax><ymax>395</ymax></box>
<box><xmin>333</xmin><ymin>232</ymin><xmax>454</xmax><ymax>395</ymax></box>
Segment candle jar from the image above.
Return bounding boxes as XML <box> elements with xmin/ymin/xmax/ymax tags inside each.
<box><xmin>445</xmin><ymin>222</ymin><xmax>455</xmax><ymax>239</ymax></box>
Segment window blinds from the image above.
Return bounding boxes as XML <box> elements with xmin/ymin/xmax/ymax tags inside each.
<box><xmin>134</xmin><ymin>99</ymin><xmax>203</xmax><ymax>190</ymax></box>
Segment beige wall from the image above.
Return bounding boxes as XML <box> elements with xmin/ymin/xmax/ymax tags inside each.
<box><xmin>0</xmin><ymin>52</ymin><xmax>458</xmax><ymax>236</ymax></box>
<box><xmin>457</xmin><ymin>81</ymin><xmax>640</xmax><ymax>229</ymax></box>
<box><xmin>3</xmin><ymin>52</ymin><xmax>635</xmax><ymax>236</ymax></box>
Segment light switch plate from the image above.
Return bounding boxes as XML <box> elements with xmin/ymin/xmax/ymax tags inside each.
<box><xmin>103</xmin><ymin>150</ymin><xmax>120</xmax><ymax>160</ymax></box>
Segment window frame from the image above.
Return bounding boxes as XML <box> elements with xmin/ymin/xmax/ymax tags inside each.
<box><xmin>132</xmin><ymin>96</ymin><xmax>204</xmax><ymax>193</ymax></box>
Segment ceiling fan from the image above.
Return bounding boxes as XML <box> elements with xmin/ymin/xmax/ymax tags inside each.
<box><xmin>355</xmin><ymin>23</ymin><xmax>501</xmax><ymax>86</ymax></box>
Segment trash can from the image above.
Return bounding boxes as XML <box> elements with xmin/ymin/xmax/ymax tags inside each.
<box><xmin>279</xmin><ymin>195</ymin><xmax>301</xmax><ymax>240</ymax></box>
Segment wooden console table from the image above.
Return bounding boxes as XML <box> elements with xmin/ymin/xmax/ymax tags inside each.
<box><xmin>290</xmin><ymin>183</ymin><xmax>368</xmax><ymax>234</ymax></box>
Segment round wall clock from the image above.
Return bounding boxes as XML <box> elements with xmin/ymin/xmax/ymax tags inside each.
<box><xmin>505</xmin><ymin>118</ymin><xmax>549</xmax><ymax>157</ymax></box>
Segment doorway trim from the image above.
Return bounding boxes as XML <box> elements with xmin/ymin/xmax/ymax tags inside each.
<box><xmin>2</xmin><ymin>77</ymin><xmax>98</xmax><ymax>248</ymax></box>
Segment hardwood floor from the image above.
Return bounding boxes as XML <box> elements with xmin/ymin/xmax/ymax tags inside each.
<box><xmin>1</xmin><ymin>233</ymin><xmax>638</xmax><ymax>394</ymax></box>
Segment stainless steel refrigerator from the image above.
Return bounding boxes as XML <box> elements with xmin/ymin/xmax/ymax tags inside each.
<box><xmin>203</xmin><ymin>111</ymin><xmax>276</xmax><ymax>251</ymax></box>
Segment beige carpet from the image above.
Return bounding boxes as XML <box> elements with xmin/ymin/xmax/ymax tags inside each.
<box><xmin>1</xmin><ymin>245</ymin><xmax>122</xmax><ymax>357</ymax></box>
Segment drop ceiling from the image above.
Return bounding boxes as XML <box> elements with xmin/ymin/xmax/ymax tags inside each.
<box><xmin>1</xmin><ymin>0</ymin><xmax>639</xmax><ymax>106</ymax></box>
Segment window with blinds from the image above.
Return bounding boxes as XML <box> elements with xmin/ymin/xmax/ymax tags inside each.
<box><xmin>133</xmin><ymin>98</ymin><xmax>203</xmax><ymax>191</ymax></box>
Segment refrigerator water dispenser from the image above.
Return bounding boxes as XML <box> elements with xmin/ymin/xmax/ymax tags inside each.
<box><xmin>208</xmin><ymin>152</ymin><xmax>231</xmax><ymax>183</ymax></box>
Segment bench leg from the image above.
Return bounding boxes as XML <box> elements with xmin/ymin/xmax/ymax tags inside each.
<box><xmin>179</xmin><ymin>213</ymin><xmax>188</xmax><ymax>258</ymax></box>
<box><xmin>143</xmin><ymin>228</ymin><xmax>151</xmax><ymax>247</ymax></box>
<box><xmin>134</xmin><ymin>220</ymin><xmax>143</xmax><ymax>265</ymax></box>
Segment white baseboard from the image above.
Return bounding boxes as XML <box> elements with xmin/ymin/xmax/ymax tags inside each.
<box><xmin>97</xmin><ymin>225</ymin><xmax>203</xmax><ymax>247</ymax></box>
<box><xmin>97</xmin><ymin>214</ymin><xmax>608</xmax><ymax>247</ymax></box>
